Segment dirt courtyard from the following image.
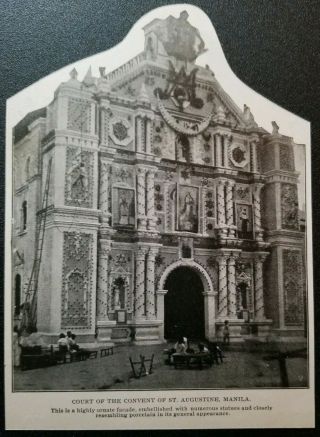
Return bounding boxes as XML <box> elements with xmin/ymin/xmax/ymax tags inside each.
<box><xmin>14</xmin><ymin>342</ymin><xmax>308</xmax><ymax>392</ymax></box>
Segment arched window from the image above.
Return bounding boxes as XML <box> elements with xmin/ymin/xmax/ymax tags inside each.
<box><xmin>14</xmin><ymin>274</ymin><xmax>21</xmax><ymax>316</ymax></box>
<box><xmin>22</xmin><ymin>201</ymin><xmax>27</xmax><ymax>231</ymax></box>
<box><xmin>25</xmin><ymin>157</ymin><xmax>30</xmax><ymax>181</ymax></box>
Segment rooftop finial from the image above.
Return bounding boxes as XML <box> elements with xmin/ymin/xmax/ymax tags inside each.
<box><xmin>83</xmin><ymin>66</ymin><xmax>94</xmax><ymax>86</ymax></box>
<box><xmin>70</xmin><ymin>68</ymin><xmax>78</xmax><ymax>80</ymax></box>
<box><xmin>272</xmin><ymin>121</ymin><xmax>279</xmax><ymax>135</ymax></box>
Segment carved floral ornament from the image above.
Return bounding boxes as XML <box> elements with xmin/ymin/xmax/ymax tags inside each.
<box><xmin>229</xmin><ymin>143</ymin><xmax>249</xmax><ymax>168</ymax></box>
<box><xmin>109</xmin><ymin>117</ymin><xmax>132</xmax><ymax>146</ymax></box>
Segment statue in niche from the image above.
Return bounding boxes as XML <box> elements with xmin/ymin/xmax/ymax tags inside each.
<box><xmin>119</xmin><ymin>195</ymin><xmax>129</xmax><ymax>225</ymax></box>
<box><xmin>237</xmin><ymin>205</ymin><xmax>251</xmax><ymax>237</ymax></box>
<box><xmin>180</xmin><ymin>191</ymin><xmax>197</xmax><ymax>232</ymax></box>
<box><xmin>237</xmin><ymin>283</ymin><xmax>248</xmax><ymax>310</ymax></box>
<box><xmin>67</xmin><ymin>157</ymin><xmax>89</xmax><ymax>204</ymax></box>
<box><xmin>113</xmin><ymin>188</ymin><xmax>135</xmax><ymax>227</ymax></box>
<box><xmin>112</xmin><ymin>277</ymin><xmax>126</xmax><ymax>309</ymax></box>
<box><xmin>239</xmin><ymin>207</ymin><xmax>249</xmax><ymax>233</ymax></box>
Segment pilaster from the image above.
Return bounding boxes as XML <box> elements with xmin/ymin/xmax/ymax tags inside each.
<box><xmin>253</xmin><ymin>182</ymin><xmax>264</xmax><ymax>241</ymax></box>
<box><xmin>96</xmin><ymin>239</ymin><xmax>112</xmax><ymax>321</ymax></box>
<box><xmin>227</xmin><ymin>255</ymin><xmax>238</xmax><ymax>317</ymax></box>
<box><xmin>215</xmin><ymin>133</ymin><xmax>223</xmax><ymax>167</ymax></box>
<box><xmin>146</xmin><ymin>168</ymin><xmax>157</xmax><ymax>231</ymax></box>
<box><xmin>146</xmin><ymin>247</ymin><xmax>158</xmax><ymax>320</ymax></box>
<box><xmin>216</xmin><ymin>179</ymin><xmax>228</xmax><ymax>237</ymax></box>
<box><xmin>217</xmin><ymin>255</ymin><xmax>228</xmax><ymax>318</ymax></box>
<box><xmin>137</xmin><ymin>167</ymin><xmax>147</xmax><ymax>231</ymax></box>
<box><xmin>99</xmin><ymin>159</ymin><xmax>112</xmax><ymax>225</ymax></box>
<box><xmin>156</xmin><ymin>289</ymin><xmax>167</xmax><ymax>340</ymax></box>
<box><xmin>134</xmin><ymin>246</ymin><xmax>148</xmax><ymax>321</ymax></box>
<box><xmin>253</xmin><ymin>252</ymin><xmax>269</xmax><ymax>321</ymax></box>
<box><xmin>225</xmin><ymin>179</ymin><xmax>236</xmax><ymax>237</ymax></box>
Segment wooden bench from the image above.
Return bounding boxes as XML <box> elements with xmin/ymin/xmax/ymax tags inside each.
<box><xmin>20</xmin><ymin>345</ymin><xmax>57</xmax><ymax>370</ymax></box>
<box><xmin>172</xmin><ymin>353</ymin><xmax>212</xmax><ymax>370</ymax></box>
<box><xmin>86</xmin><ymin>350</ymin><xmax>98</xmax><ymax>359</ymax></box>
<box><xmin>100</xmin><ymin>346</ymin><xmax>114</xmax><ymax>358</ymax></box>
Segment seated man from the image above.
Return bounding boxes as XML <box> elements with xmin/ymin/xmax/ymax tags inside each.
<box><xmin>57</xmin><ymin>333</ymin><xmax>69</xmax><ymax>352</ymax></box>
<box><xmin>174</xmin><ymin>337</ymin><xmax>187</xmax><ymax>354</ymax></box>
<box><xmin>69</xmin><ymin>334</ymin><xmax>80</xmax><ymax>352</ymax></box>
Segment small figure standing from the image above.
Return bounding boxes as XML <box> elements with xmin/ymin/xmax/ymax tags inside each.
<box><xmin>223</xmin><ymin>320</ymin><xmax>230</xmax><ymax>345</ymax></box>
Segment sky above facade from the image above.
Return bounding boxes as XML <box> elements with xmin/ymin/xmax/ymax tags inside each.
<box><xmin>6</xmin><ymin>4</ymin><xmax>309</xmax><ymax>207</ymax></box>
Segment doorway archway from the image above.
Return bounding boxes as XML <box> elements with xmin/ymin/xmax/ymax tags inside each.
<box><xmin>164</xmin><ymin>267</ymin><xmax>204</xmax><ymax>340</ymax></box>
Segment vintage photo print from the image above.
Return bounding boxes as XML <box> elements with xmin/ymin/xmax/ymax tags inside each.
<box><xmin>5</xmin><ymin>3</ymin><xmax>314</xmax><ymax>430</ymax></box>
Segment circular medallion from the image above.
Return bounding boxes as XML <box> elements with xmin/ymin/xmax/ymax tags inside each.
<box><xmin>229</xmin><ymin>143</ymin><xmax>249</xmax><ymax>168</ymax></box>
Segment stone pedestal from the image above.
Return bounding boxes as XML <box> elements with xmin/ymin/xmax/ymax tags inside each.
<box><xmin>133</xmin><ymin>320</ymin><xmax>163</xmax><ymax>345</ymax></box>
<box><xmin>216</xmin><ymin>319</ymin><xmax>245</xmax><ymax>342</ymax></box>
<box><xmin>254</xmin><ymin>319</ymin><xmax>273</xmax><ymax>337</ymax></box>
<box><xmin>96</xmin><ymin>320</ymin><xmax>116</xmax><ymax>344</ymax></box>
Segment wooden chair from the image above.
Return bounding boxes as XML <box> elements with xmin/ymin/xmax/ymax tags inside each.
<box><xmin>129</xmin><ymin>354</ymin><xmax>154</xmax><ymax>378</ymax></box>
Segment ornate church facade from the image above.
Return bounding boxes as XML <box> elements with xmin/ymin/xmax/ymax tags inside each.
<box><xmin>13</xmin><ymin>11</ymin><xmax>306</xmax><ymax>344</ymax></box>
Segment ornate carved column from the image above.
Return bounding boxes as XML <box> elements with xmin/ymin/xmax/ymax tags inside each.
<box><xmin>136</xmin><ymin>115</ymin><xmax>145</xmax><ymax>153</ymax></box>
<box><xmin>201</xmin><ymin>185</ymin><xmax>207</xmax><ymax>235</ymax></box>
<box><xmin>223</xmin><ymin>134</ymin><xmax>230</xmax><ymax>168</ymax></box>
<box><xmin>217</xmin><ymin>255</ymin><xmax>228</xmax><ymax>318</ymax></box>
<box><xmin>134</xmin><ymin>247</ymin><xmax>147</xmax><ymax>320</ymax></box>
<box><xmin>146</xmin><ymin>169</ymin><xmax>156</xmax><ymax>231</ymax></box>
<box><xmin>251</xmin><ymin>140</ymin><xmax>258</xmax><ymax>173</ymax></box>
<box><xmin>163</xmin><ymin>181</ymin><xmax>170</xmax><ymax>233</ymax></box>
<box><xmin>146</xmin><ymin>247</ymin><xmax>158</xmax><ymax>320</ymax></box>
<box><xmin>254</xmin><ymin>254</ymin><xmax>267</xmax><ymax>320</ymax></box>
<box><xmin>96</xmin><ymin>239</ymin><xmax>111</xmax><ymax>320</ymax></box>
<box><xmin>228</xmin><ymin>256</ymin><xmax>237</xmax><ymax>317</ymax></box>
<box><xmin>253</xmin><ymin>183</ymin><xmax>264</xmax><ymax>241</ymax></box>
<box><xmin>217</xmin><ymin>179</ymin><xmax>227</xmax><ymax>236</ymax></box>
<box><xmin>100</xmin><ymin>103</ymin><xmax>111</xmax><ymax>147</ymax></box>
<box><xmin>215</xmin><ymin>133</ymin><xmax>222</xmax><ymax>167</ymax></box>
<box><xmin>99</xmin><ymin>160</ymin><xmax>111</xmax><ymax>225</ymax></box>
<box><xmin>137</xmin><ymin>167</ymin><xmax>147</xmax><ymax>230</ymax></box>
<box><xmin>225</xmin><ymin>179</ymin><xmax>235</xmax><ymax>237</ymax></box>
<box><xmin>145</xmin><ymin>116</ymin><xmax>154</xmax><ymax>155</ymax></box>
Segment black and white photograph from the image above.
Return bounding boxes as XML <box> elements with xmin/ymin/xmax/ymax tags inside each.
<box><xmin>4</xmin><ymin>3</ymin><xmax>314</xmax><ymax>430</ymax></box>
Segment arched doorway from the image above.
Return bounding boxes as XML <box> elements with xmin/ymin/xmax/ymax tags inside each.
<box><xmin>164</xmin><ymin>267</ymin><xmax>204</xmax><ymax>340</ymax></box>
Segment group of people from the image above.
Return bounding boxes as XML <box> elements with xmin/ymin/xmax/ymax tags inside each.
<box><xmin>57</xmin><ymin>331</ymin><xmax>80</xmax><ymax>353</ymax></box>
<box><xmin>173</xmin><ymin>337</ymin><xmax>207</xmax><ymax>355</ymax></box>
<box><xmin>167</xmin><ymin>337</ymin><xmax>223</xmax><ymax>365</ymax></box>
